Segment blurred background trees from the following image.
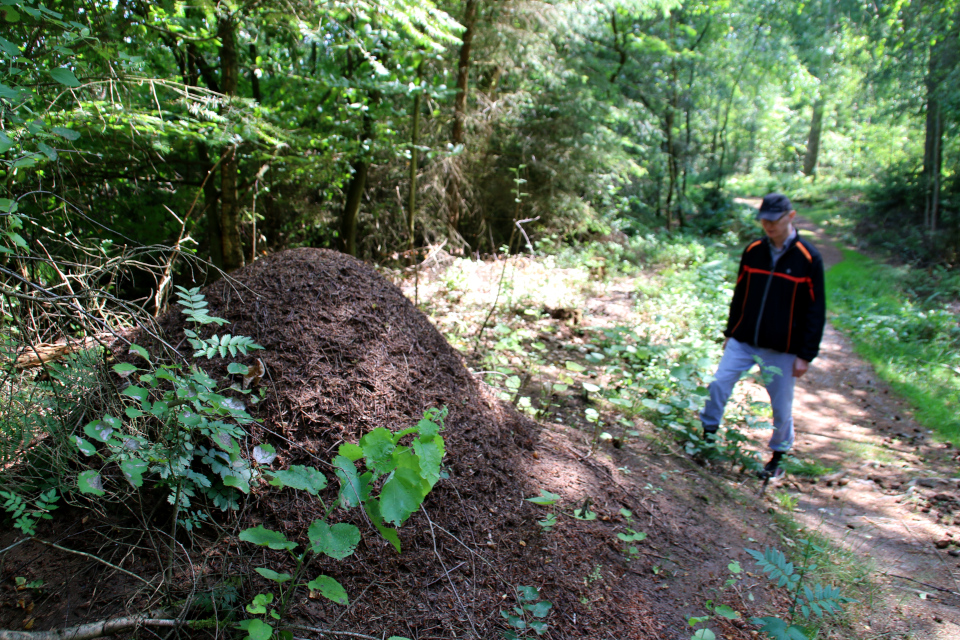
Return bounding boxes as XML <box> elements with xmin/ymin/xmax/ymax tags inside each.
<box><xmin>2</xmin><ymin>0</ymin><xmax>960</xmax><ymax>296</ymax></box>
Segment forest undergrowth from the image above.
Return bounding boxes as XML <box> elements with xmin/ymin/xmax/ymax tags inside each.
<box><xmin>402</xmin><ymin>227</ymin><xmax>876</xmax><ymax>639</ymax></box>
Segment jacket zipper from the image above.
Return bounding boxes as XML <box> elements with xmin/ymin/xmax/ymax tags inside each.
<box><xmin>753</xmin><ymin>239</ymin><xmax>794</xmax><ymax>346</ymax></box>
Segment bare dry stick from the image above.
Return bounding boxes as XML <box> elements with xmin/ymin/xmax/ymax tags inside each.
<box><xmin>421</xmin><ymin>506</ymin><xmax>480</xmax><ymax>639</ymax></box>
<box><xmin>0</xmin><ymin>616</ymin><xmax>181</xmax><ymax>640</ymax></box>
<box><xmin>31</xmin><ymin>538</ymin><xmax>153</xmax><ymax>586</ymax></box>
<box><xmin>288</xmin><ymin>628</ymin><xmax>379</xmax><ymax>640</ymax></box>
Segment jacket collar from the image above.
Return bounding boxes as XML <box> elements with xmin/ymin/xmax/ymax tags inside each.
<box><xmin>764</xmin><ymin>227</ymin><xmax>799</xmax><ymax>252</ymax></box>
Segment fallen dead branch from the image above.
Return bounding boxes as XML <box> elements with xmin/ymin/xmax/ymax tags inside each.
<box><xmin>0</xmin><ymin>616</ymin><xmax>182</xmax><ymax>640</ymax></box>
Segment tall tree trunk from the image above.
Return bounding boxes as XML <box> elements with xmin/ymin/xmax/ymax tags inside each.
<box><xmin>923</xmin><ymin>33</ymin><xmax>957</xmax><ymax>251</ymax></box>
<box><xmin>446</xmin><ymin>0</ymin><xmax>478</xmax><ymax>239</ymax></box>
<box><xmin>218</xmin><ymin>16</ymin><xmax>244</xmax><ymax>271</ymax></box>
<box><xmin>802</xmin><ymin>98</ymin><xmax>825</xmax><ymax>178</ymax></box>
<box><xmin>340</xmin><ymin>161</ymin><xmax>368</xmax><ymax>257</ymax></box>
<box><xmin>197</xmin><ymin>143</ymin><xmax>222</xmax><ymax>269</ymax></box>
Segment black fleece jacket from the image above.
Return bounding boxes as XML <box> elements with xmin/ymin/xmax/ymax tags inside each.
<box><xmin>723</xmin><ymin>232</ymin><xmax>826</xmax><ymax>362</ymax></box>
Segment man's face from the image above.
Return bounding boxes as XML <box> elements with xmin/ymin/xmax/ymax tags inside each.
<box><xmin>760</xmin><ymin>210</ymin><xmax>796</xmax><ymax>246</ymax></box>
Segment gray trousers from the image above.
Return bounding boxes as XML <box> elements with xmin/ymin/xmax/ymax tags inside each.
<box><xmin>700</xmin><ymin>337</ymin><xmax>797</xmax><ymax>452</ymax></box>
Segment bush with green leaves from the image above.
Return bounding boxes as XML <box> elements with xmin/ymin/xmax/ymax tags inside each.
<box><xmin>237</xmin><ymin>408</ymin><xmax>447</xmax><ymax>640</ymax></box>
<box><xmin>747</xmin><ymin>543</ymin><xmax>856</xmax><ymax>640</ymax></box>
<box><xmin>71</xmin><ymin>286</ymin><xmax>264</xmax><ymax>529</ymax></box>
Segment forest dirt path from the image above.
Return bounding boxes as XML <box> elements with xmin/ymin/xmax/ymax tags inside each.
<box><xmin>736</xmin><ymin>199</ymin><xmax>960</xmax><ymax>638</ymax></box>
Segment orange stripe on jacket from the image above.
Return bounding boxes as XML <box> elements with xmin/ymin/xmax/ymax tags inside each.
<box><xmin>741</xmin><ymin>266</ymin><xmax>815</xmax><ymax>301</ymax></box>
<box><xmin>729</xmin><ymin>272</ymin><xmax>752</xmax><ymax>335</ymax></box>
<box><xmin>796</xmin><ymin>242</ymin><xmax>812</xmax><ymax>262</ymax></box>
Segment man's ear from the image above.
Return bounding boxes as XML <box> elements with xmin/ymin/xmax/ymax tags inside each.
<box><xmin>788</xmin><ymin>210</ymin><xmax>797</xmax><ymax>222</ymax></box>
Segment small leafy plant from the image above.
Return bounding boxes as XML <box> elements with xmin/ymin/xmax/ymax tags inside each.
<box><xmin>71</xmin><ymin>287</ymin><xmax>265</xmax><ymax>529</ymax></box>
<box><xmin>501</xmin><ymin>585</ymin><xmax>552</xmax><ymax>639</ymax></box>
<box><xmin>617</xmin><ymin>508</ymin><xmax>647</xmax><ymax>561</ymax></box>
<box><xmin>525</xmin><ymin>489</ymin><xmax>561</xmax><ymax>532</ymax></box>
<box><xmin>747</xmin><ymin>542</ymin><xmax>856</xmax><ymax>640</ymax></box>
<box><xmin>238</xmin><ymin>408</ymin><xmax>447</xmax><ymax>640</ymax></box>
<box><xmin>0</xmin><ymin>488</ymin><xmax>58</xmax><ymax>536</ymax></box>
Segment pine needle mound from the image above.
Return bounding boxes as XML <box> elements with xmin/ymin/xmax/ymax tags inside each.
<box><xmin>149</xmin><ymin>248</ymin><xmax>661</xmax><ymax>639</ymax></box>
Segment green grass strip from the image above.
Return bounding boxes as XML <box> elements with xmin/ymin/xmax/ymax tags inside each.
<box><xmin>827</xmin><ymin>248</ymin><xmax>960</xmax><ymax>446</ymax></box>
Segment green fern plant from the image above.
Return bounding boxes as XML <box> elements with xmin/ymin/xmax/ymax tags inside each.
<box><xmin>71</xmin><ymin>287</ymin><xmax>266</xmax><ymax>529</ymax></box>
<box><xmin>746</xmin><ymin>542</ymin><xmax>857</xmax><ymax>640</ymax></box>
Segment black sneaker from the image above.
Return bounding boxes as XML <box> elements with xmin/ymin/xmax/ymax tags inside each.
<box><xmin>757</xmin><ymin>451</ymin><xmax>785</xmax><ymax>480</ymax></box>
<box><xmin>703</xmin><ymin>426</ymin><xmax>718</xmax><ymax>444</ymax></box>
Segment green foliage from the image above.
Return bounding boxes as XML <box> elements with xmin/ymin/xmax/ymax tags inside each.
<box><xmin>501</xmin><ymin>585</ymin><xmax>553</xmax><ymax>639</ymax></box>
<box><xmin>746</xmin><ymin>542</ymin><xmax>857</xmax><ymax>640</ymax></box>
<box><xmin>0</xmin><ymin>488</ymin><xmax>58</xmax><ymax>536</ymax></box>
<box><xmin>827</xmin><ymin>248</ymin><xmax>960</xmax><ymax>444</ymax></box>
<box><xmin>237</xmin><ymin>408</ymin><xmax>446</xmax><ymax>640</ymax></box>
<box><xmin>70</xmin><ymin>289</ymin><xmax>264</xmax><ymax>527</ymax></box>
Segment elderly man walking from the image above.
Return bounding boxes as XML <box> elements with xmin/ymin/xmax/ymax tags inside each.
<box><xmin>700</xmin><ymin>193</ymin><xmax>826</xmax><ymax>479</ymax></box>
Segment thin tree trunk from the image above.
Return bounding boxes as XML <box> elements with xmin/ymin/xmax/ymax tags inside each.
<box><xmin>446</xmin><ymin>0</ymin><xmax>478</xmax><ymax>238</ymax></box>
<box><xmin>408</xmin><ymin>65</ymin><xmax>423</xmax><ymax>256</ymax></box>
<box><xmin>249</xmin><ymin>43</ymin><xmax>262</xmax><ymax>104</ymax></box>
<box><xmin>340</xmin><ymin>161</ymin><xmax>367</xmax><ymax>257</ymax></box>
<box><xmin>802</xmin><ymin>98</ymin><xmax>825</xmax><ymax>178</ymax></box>
<box><xmin>218</xmin><ymin>16</ymin><xmax>244</xmax><ymax>271</ymax></box>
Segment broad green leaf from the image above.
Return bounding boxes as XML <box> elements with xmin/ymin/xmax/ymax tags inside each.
<box><xmin>713</xmin><ymin>604</ymin><xmax>740</xmax><ymax>620</ymax></box>
<box><xmin>50</xmin><ymin>68</ymin><xmax>81</xmax><ymax>87</ymax></box>
<box><xmin>0</xmin><ymin>38</ymin><xmax>19</xmax><ymax>58</ymax></box>
<box><xmin>37</xmin><ymin>142</ymin><xmax>57</xmax><ymax>161</ymax></box>
<box><xmin>412</xmin><ymin>436</ymin><xmax>444</xmax><ymax>487</ymax></box>
<box><xmin>365</xmin><ymin>499</ymin><xmax>401</xmax><ymax>552</ymax></box>
<box><xmin>529</xmin><ymin>620</ymin><xmax>548</xmax><ymax>635</ymax></box>
<box><xmin>84</xmin><ymin>420</ymin><xmax>113</xmax><ymax>443</ymax></box>
<box><xmin>691</xmin><ymin>630</ymin><xmax>716</xmax><ymax>640</ymax></box>
<box><xmin>254</xmin><ymin>568</ymin><xmax>292</xmax><ymax>583</ymax></box>
<box><xmin>244</xmin><ymin>619</ymin><xmax>273</xmax><ymax>640</ymax></box>
<box><xmin>380</xmin><ymin>467</ymin><xmax>425</xmax><ymax>526</ymax></box>
<box><xmin>0</xmin><ymin>6</ymin><xmax>19</xmax><ymax>22</ymax></box>
<box><xmin>267</xmin><ymin>465</ymin><xmax>327</xmax><ymax>495</ymax></box>
<box><xmin>728</xmin><ymin>561</ymin><xmax>741</xmax><ymax>574</ymax></box>
<box><xmin>307</xmin><ymin>520</ymin><xmax>360</xmax><ymax>559</ymax></box>
<box><xmin>253</xmin><ymin>444</ymin><xmax>277</xmax><ymax>465</ymax></box>
<box><xmin>517</xmin><ymin>586</ymin><xmax>539</xmax><ymax>601</ymax></box>
<box><xmin>306</xmin><ymin>575</ymin><xmax>349</xmax><ymax>606</ymax></box>
<box><xmin>333</xmin><ymin>455</ymin><xmax>363</xmax><ymax>508</ymax></box>
<box><xmin>72</xmin><ymin>436</ymin><xmax>96</xmax><ymax>456</ymax></box>
<box><xmin>77</xmin><ymin>470</ymin><xmax>105</xmax><ymax>496</ymax></box>
<box><xmin>121</xmin><ymin>385</ymin><xmax>149</xmax><ymax>401</ymax></box>
<box><xmin>0</xmin><ymin>131</ymin><xmax>11</xmax><ymax>154</ymax></box>
<box><xmin>239</xmin><ymin>525</ymin><xmax>296</xmax><ymax>550</ymax></box>
<box><xmin>360</xmin><ymin>428</ymin><xmax>396</xmax><ymax>475</ymax></box>
<box><xmin>526</xmin><ymin>490</ymin><xmax>560</xmax><ymax>506</ymax></box>
<box><xmin>582</xmin><ymin>382</ymin><xmax>601</xmax><ymax>393</ymax></box>
<box><xmin>51</xmin><ymin>126</ymin><xmax>80</xmax><ymax>141</ymax></box>
<box><xmin>227</xmin><ymin>362</ymin><xmax>249</xmax><ymax>375</ymax></box>
<box><xmin>338</xmin><ymin>442</ymin><xmax>364</xmax><ymax>461</ymax></box>
<box><xmin>223</xmin><ymin>474</ymin><xmax>250</xmax><ymax>494</ymax></box>
<box><xmin>113</xmin><ymin>362</ymin><xmax>137</xmax><ymax>374</ymax></box>
<box><xmin>0</xmin><ymin>83</ymin><xmax>19</xmax><ymax>101</ymax></box>
<box><xmin>525</xmin><ymin>601</ymin><xmax>552</xmax><ymax>618</ymax></box>
<box><xmin>565</xmin><ymin>361</ymin><xmax>586</xmax><ymax>372</ymax></box>
<box><xmin>120</xmin><ymin>459</ymin><xmax>148</xmax><ymax>487</ymax></box>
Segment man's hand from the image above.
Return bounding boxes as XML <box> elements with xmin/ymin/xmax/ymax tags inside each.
<box><xmin>793</xmin><ymin>358</ymin><xmax>809</xmax><ymax>378</ymax></box>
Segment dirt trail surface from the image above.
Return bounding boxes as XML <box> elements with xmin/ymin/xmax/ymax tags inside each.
<box><xmin>789</xmin><ymin>215</ymin><xmax>960</xmax><ymax>638</ymax></box>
